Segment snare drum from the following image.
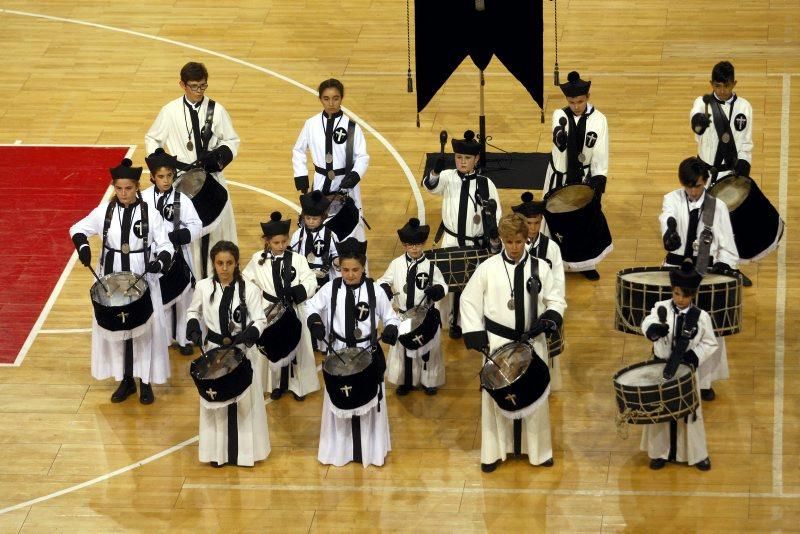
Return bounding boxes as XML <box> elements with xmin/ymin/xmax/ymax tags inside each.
<box><xmin>159</xmin><ymin>251</ymin><xmax>193</xmax><ymax>307</ymax></box>
<box><xmin>175</xmin><ymin>168</ymin><xmax>228</xmax><ymax>231</ymax></box>
<box><xmin>90</xmin><ymin>271</ymin><xmax>154</xmax><ymax>339</ymax></box>
<box><xmin>324</xmin><ymin>196</ymin><xmax>360</xmax><ymax>240</ymax></box>
<box><xmin>543</xmin><ymin>184</ymin><xmax>613</xmax><ymax>268</ymax></box>
<box><xmin>612</xmin><ymin>360</ymin><xmax>698</xmax><ymax>424</ymax></box>
<box><xmin>708</xmin><ymin>175</ymin><xmax>784</xmax><ymax>261</ymax></box>
<box><xmin>322</xmin><ymin>345</ymin><xmax>384</xmax><ymax>415</ymax></box>
<box><xmin>190</xmin><ymin>346</ymin><xmax>253</xmax><ymax>403</ymax></box>
<box><xmin>256</xmin><ymin>302</ymin><xmax>302</xmax><ymax>366</ymax></box>
<box><xmin>426</xmin><ymin>246</ymin><xmax>493</xmax><ymax>291</ymax></box>
<box><xmin>480</xmin><ymin>342</ymin><xmax>550</xmax><ymax>417</ymax></box>
<box><xmin>615</xmin><ymin>266</ymin><xmax>741</xmax><ymax>337</ymax></box>
<box><xmin>398</xmin><ymin>303</ymin><xmax>441</xmax><ymax>351</ymax></box>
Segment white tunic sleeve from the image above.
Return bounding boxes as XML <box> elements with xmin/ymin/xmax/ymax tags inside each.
<box><xmin>179</xmin><ymin>192</ymin><xmax>204</xmax><ymax>242</ymax></box>
<box><xmin>245</xmin><ymin>282</ymin><xmax>268</xmax><ymax>335</ymax></box>
<box><xmin>292</xmin><ymin>120</ymin><xmax>311</xmax><ymax>178</ymax></box>
<box><xmin>351</xmin><ymin>123</ymin><xmax>370</xmax><ymax>178</ymax></box>
<box><xmin>292</xmin><ymin>253</ymin><xmax>318</xmax><ymax>299</ymax></box>
<box><xmin>210</xmin><ymin>102</ymin><xmax>240</xmax><ymax>158</ymax></box>
<box><xmin>590</xmin><ymin>113</ymin><xmax>609</xmax><ymax>177</ymax></box>
<box><xmin>713</xmin><ymin>200</ymin><xmax>739</xmax><ymax>268</ymax></box>
<box><xmin>459</xmin><ymin>261</ymin><xmax>488</xmax><ymax>334</ymax></box>
<box><xmin>305</xmin><ymin>280</ymin><xmax>333</xmax><ymax>329</ymax></box>
<box><xmin>70</xmin><ymin>204</ymin><xmax>106</xmax><ymax>239</ymax></box>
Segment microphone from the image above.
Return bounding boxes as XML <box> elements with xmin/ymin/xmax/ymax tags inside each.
<box><xmin>657</xmin><ymin>305</ymin><xmax>667</xmax><ymax>324</ymax></box>
<box><xmin>439</xmin><ymin>130</ymin><xmax>448</xmax><ymax>154</ymax></box>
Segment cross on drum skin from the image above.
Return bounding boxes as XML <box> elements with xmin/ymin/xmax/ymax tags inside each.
<box><xmin>340</xmin><ymin>384</ymin><xmax>352</xmax><ymax>397</ymax></box>
<box><xmin>206</xmin><ymin>388</ymin><xmax>217</xmax><ymax>400</ymax></box>
<box><xmin>505</xmin><ymin>393</ymin><xmax>517</xmax><ymax>406</ymax></box>
<box><xmin>117</xmin><ymin>311</ymin><xmax>129</xmax><ymax>324</ymax></box>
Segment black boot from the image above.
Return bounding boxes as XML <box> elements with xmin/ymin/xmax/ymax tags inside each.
<box><xmin>111</xmin><ymin>377</ymin><xmax>137</xmax><ymax>403</ymax></box>
<box><xmin>139</xmin><ymin>380</ymin><xmax>154</xmax><ymax>404</ymax></box>
<box><xmin>179</xmin><ymin>343</ymin><xmax>194</xmax><ymax>356</ymax></box>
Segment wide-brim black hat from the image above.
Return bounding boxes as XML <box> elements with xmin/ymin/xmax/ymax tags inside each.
<box><xmin>511</xmin><ymin>192</ymin><xmax>546</xmax><ymax>217</ymax></box>
<box><xmin>300</xmin><ymin>190</ymin><xmax>332</xmax><ymax>216</ymax></box>
<box><xmin>260</xmin><ymin>211</ymin><xmax>291</xmax><ymax>237</ymax></box>
<box><xmin>451</xmin><ymin>130</ymin><xmax>481</xmax><ymax>156</ymax></box>
<box><xmin>145</xmin><ymin>148</ymin><xmax>180</xmax><ymax>174</ymax></box>
<box><xmin>669</xmin><ymin>259</ymin><xmax>703</xmax><ymax>289</ymax></box>
<box><xmin>337</xmin><ymin>237</ymin><xmax>368</xmax><ymax>257</ymax></box>
<box><xmin>559</xmin><ymin>70</ymin><xmax>591</xmax><ymax>98</ymax></box>
<box><xmin>397</xmin><ymin>217</ymin><xmax>430</xmax><ymax>244</ymax></box>
<box><xmin>110</xmin><ymin>158</ymin><xmax>143</xmax><ymax>180</ymax></box>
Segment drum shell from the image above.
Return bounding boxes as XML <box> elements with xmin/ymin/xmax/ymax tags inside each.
<box><xmin>612</xmin><ymin>360</ymin><xmax>698</xmax><ymax>424</ymax></box>
<box><xmin>398</xmin><ymin>306</ymin><xmax>441</xmax><ymax>350</ymax></box>
<box><xmin>159</xmin><ymin>252</ymin><xmax>193</xmax><ymax>306</ymax></box>
<box><xmin>324</xmin><ymin>197</ymin><xmax>360</xmax><ymax>240</ymax></box>
<box><xmin>190</xmin><ymin>347</ymin><xmax>253</xmax><ymax>403</ymax></box>
<box><xmin>91</xmin><ymin>275</ymin><xmax>154</xmax><ymax>333</ymax></box>
<box><xmin>543</xmin><ymin>185</ymin><xmax>612</xmax><ymax>264</ymax></box>
<box><xmin>256</xmin><ymin>304</ymin><xmax>302</xmax><ymax>363</ymax></box>
<box><xmin>178</xmin><ymin>171</ymin><xmax>228</xmax><ymax>229</ymax></box>
<box><xmin>426</xmin><ymin>246</ymin><xmax>492</xmax><ymax>291</ymax></box>
<box><xmin>481</xmin><ymin>343</ymin><xmax>550</xmax><ymax>414</ymax></box>
<box><xmin>323</xmin><ymin>345</ymin><xmax>385</xmax><ymax>412</ymax></box>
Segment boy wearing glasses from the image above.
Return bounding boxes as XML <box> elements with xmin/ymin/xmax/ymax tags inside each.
<box><xmin>146</xmin><ymin>61</ymin><xmax>240</xmax><ymax>280</ymax></box>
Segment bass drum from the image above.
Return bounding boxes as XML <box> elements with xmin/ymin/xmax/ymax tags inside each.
<box><xmin>613</xmin><ymin>360</ymin><xmax>698</xmax><ymax>424</ymax></box>
<box><xmin>176</xmin><ymin>168</ymin><xmax>228</xmax><ymax>232</ymax></box>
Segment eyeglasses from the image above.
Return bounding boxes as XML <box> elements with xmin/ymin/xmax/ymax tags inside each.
<box><xmin>185</xmin><ymin>82</ymin><xmax>208</xmax><ymax>92</ymax></box>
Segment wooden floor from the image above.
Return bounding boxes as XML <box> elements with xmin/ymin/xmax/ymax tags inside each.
<box><xmin>0</xmin><ymin>1</ymin><xmax>798</xmax><ymax>531</ymax></box>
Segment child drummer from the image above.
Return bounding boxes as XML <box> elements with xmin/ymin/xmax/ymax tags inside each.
<box><xmin>242</xmin><ymin>212</ymin><xmax>320</xmax><ymax>401</ymax></box>
<box><xmin>640</xmin><ymin>259</ymin><xmax>717</xmax><ymax>471</ymax></box>
<box><xmin>290</xmin><ymin>190</ymin><xmax>340</xmax><ymax>287</ymax></box>
<box><xmin>377</xmin><ymin>218</ymin><xmax>448</xmax><ymax>396</ymax></box>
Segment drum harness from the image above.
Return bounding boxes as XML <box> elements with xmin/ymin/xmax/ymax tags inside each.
<box><xmin>707</xmin><ymin>95</ymin><xmax>739</xmax><ymax>182</ymax></box>
<box><xmin>433</xmin><ymin>173</ymin><xmax>493</xmax><ymax>248</ymax></box>
<box><xmin>205</xmin><ymin>280</ymin><xmax>249</xmax><ymax>348</ymax></box>
<box><xmin>483</xmin><ymin>254</ymin><xmax>541</xmax><ymax>348</ymax></box>
<box><xmin>155</xmin><ymin>187</ymin><xmax>195</xmax><ymax>289</ymax></box>
<box><xmin>100</xmin><ymin>197</ymin><xmax>150</xmax><ymax>275</ymax></box>
<box><xmin>261</xmin><ymin>250</ymin><xmax>296</xmax><ymax>305</ymax></box>
<box><xmin>295</xmin><ymin>225</ymin><xmax>334</xmax><ymax>272</ymax></box>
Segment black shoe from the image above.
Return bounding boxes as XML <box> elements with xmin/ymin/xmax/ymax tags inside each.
<box><xmin>210</xmin><ymin>461</ymin><xmax>225</xmax><ymax>468</ymax></box>
<box><xmin>424</xmin><ymin>386</ymin><xmax>438</xmax><ymax>396</ymax></box>
<box><xmin>292</xmin><ymin>392</ymin><xmax>306</xmax><ymax>402</ymax></box>
<box><xmin>701</xmin><ymin>388</ymin><xmax>716</xmax><ymax>401</ymax></box>
<box><xmin>481</xmin><ymin>460</ymin><xmax>500</xmax><ymax>473</ymax></box>
<box><xmin>649</xmin><ymin>458</ymin><xmax>667</xmax><ymax>470</ymax></box>
<box><xmin>695</xmin><ymin>458</ymin><xmax>712</xmax><ymax>471</ymax></box>
<box><xmin>739</xmin><ymin>272</ymin><xmax>753</xmax><ymax>287</ymax></box>
<box><xmin>539</xmin><ymin>458</ymin><xmax>554</xmax><ymax>467</ymax></box>
<box><xmin>396</xmin><ymin>385</ymin><xmax>412</xmax><ymax>396</ymax></box>
<box><xmin>270</xmin><ymin>388</ymin><xmax>283</xmax><ymax>400</ymax></box>
<box><xmin>179</xmin><ymin>343</ymin><xmax>194</xmax><ymax>356</ymax></box>
<box><xmin>449</xmin><ymin>325</ymin><xmax>462</xmax><ymax>339</ymax></box>
<box><xmin>111</xmin><ymin>377</ymin><xmax>137</xmax><ymax>403</ymax></box>
<box><xmin>139</xmin><ymin>380</ymin><xmax>154</xmax><ymax>405</ymax></box>
<box><xmin>581</xmin><ymin>270</ymin><xmax>600</xmax><ymax>281</ymax></box>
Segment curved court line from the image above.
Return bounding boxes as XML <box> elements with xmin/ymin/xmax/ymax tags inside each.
<box><xmin>228</xmin><ymin>180</ymin><xmax>301</xmax><ymax>213</ymax></box>
<box><xmin>0</xmin><ymin>8</ymin><xmax>425</xmax><ymax>222</ymax></box>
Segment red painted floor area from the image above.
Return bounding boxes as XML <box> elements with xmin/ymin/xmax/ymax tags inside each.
<box><xmin>0</xmin><ymin>146</ymin><xmax>131</xmax><ymax>364</ymax></box>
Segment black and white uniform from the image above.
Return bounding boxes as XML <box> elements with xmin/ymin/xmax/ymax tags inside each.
<box><xmin>691</xmin><ymin>93</ymin><xmax>753</xmax><ymax>184</ymax></box>
<box><xmin>70</xmin><ymin>199</ymin><xmax>171</xmax><ymax>384</ymax></box>
<box><xmin>141</xmin><ymin>185</ymin><xmax>203</xmax><ymax>347</ymax></box>
<box><xmin>305</xmin><ymin>277</ymin><xmax>400</xmax><ymax>467</ymax></box>
<box><xmin>527</xmin><ymin>233</ymin><xmax>566</xmax><ymax>390</ymax></box>
<box><xmin>242</xmin><ymin>250</ymin><xmax>320</xmax><ymax>397</ymax></box>
<box><xmin>543</xmin><ymin>104</ymin><xmax>609</xmax><ymax>193</ymax></box>
<box><xmin>377</xmin><ymin>253</ymin><xmax>448</xmax><ymax>389</ymax></box>
<box><xmin>640</xmin><ymin>299</ymin><xmax>717</xmax><ymax>465</ymax></box>
<box><xmin>460</xmin><ymin>251</ymin><xmax>567</xmax><ymax>466</ymax></box>
<box><xmin>187</xmin><ymin>278</ymin><xmax>270</xmax><ymax>466</ymax></box>
<box><xmin>290</xmin><ymin>224</ymin><xmax>340</xmax><ymax>286</ymax></box>
<box><xmin>292</xmin><ymin>111</ymin><xmax>369</xmax><ymax>241</ymax></box>
<box><xmin>145</xmin><ymin>95</ymin><xmax>240</xmax><ymax>276</ymax></box>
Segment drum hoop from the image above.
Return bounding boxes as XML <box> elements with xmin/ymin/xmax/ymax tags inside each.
<box><xmin>322</xmin><ymin>346</ymin><xmax>372</xmax><ymax>375</ymax></box>
<box><xmin>612</xmin><ymin>360</ymin><xmax>698</xmax><ymax>426</ymax></box>
<box><xmin>91</xmin><ymin>271</ymin><xmax>149</xmax><ymax>305</ymax></box>
<box><xmin>480</xmin><ymin>341</ymin><xmax>533</xmax><ymax>390</ymax></box>
<box><xmin>544</xmin><ymin>184</ymin><xmax>594</xmax><ymax>213</ymax></box>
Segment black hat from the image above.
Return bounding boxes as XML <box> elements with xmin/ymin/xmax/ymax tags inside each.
<box><xmin>110</xmin><ymin>158</ymin><xmax>142</xmax><ymax>181</ymax></box>
<box><xmin>337</xmin><ymin>237</ymin><xmax>368</xmax><ymax>258</ymax></box>
<box><xmin>451</xmin><ymin>130</ymin><xmax>481</xmax><ymax>156</ymax></box>
<box><xmin>559</xmin><ymin>70</ymin><xmax>591</xmax><ymax>98</ymax></box>
<box><xmin>260</xmin><ymin>211</ymin><xmax>291</xmax><ymax>237</ymax></box>
<box><xmin>299</xmin><ymin>190</ymin><xmax>331</xmax><ymax>216</ymax></box>
<box><xmin>144</xmin><ymin>148</ymin><xmax>180</xmax><ymax>174</ymax></box>
<box><xmin>511</xmin><ymin>192</ymin><xmax>546</xmax><ymax>217</ymax></box>
<box><xmin>397</xmin><ymin>217</ymin><xmax>430</xmax><ymax>244</ymax></box>
<box><xmin>669</xmin><ymin>259</ymin><xmax>703</xmax><ymax>290</ymax></box>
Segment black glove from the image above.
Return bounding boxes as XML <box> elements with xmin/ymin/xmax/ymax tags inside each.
<box><xmin>307</xmin><ymin>313</ymin><xmax>326</xmax><ymax>341</ymax></box>
<box><xmin>168</xmin><ymin>228</ymin><xmax>192</xmax><ymax>246</ymax></box>
<box><xmin>682</xmin><ymin>350</ymin><xmax>699</xmax><ymax>369</ymax></box>
<box><xmin>72</xmin><ymin>233</ymin><xmax>91</xmax><ymax>267</ymax></box>
<box><xmin>150</xmin><ymin>250</ymin><xmax>173</xmax><ymax>273</ymax></box>
<box><xmin>186</xmin><ymin>318</ymin><xmax>202</xmax><ymax>346</ymax></box>
<box><xmin>423</xmin><ymin>284</ymin><xmax>446</xmax><ymax>302</ymax></box>
<box><xmin>691</xmin><ymin>113</ymin><xmax>711</xmax><ymax>135</ymax></box>
<box><xmin>289</xmin><ymin>284</ymin><xmax>307</xmax><ymax>304</ymax></box>
<box><xmin>294</xmin><ymin>175</ymin><xmax>310</xmax><ymax>193</ymax></box>
<box><xmin>662</xmin><ymin>217</ymin><xmax>682</xmax><ymax>251</ymax></box>
<box><xmin>241</xmin><ymin>325</ymin><xmax>260</xmax><ymax>347</ymax></box>
<box><xmin>380</xmin><ymin>324</ymin><xmax>399</xmax><ymax>346</ymax></box>
<box><xmin>553</xmin><ymin>126</ymin><xmax>568</xmax><ymax>151</ymax></box>
<box><xmin>380</xmin><ymin>283</ymin><xmax>394</xmax><ymax>301</ymax></box>
<box><xmin>146</xmin><ymin>259</ymin><xmax>163</xmax><ymax>273</ymax></box>
<box><xmin>590</xmin><ymin>175</ymin><xmax>607</xmax><ymax>195</ymax></box>
<box><xmin>433</xmin><ymin>157</ymin><xmax>446</xmax><ymax>174</ymax></box>
<box><xmin>712</xmin><ymin>261</ymin><xmax>731</xmax><ymax>273</ymax></box>
<box><xmin>645</xmin><ymin>322</ymin><xmax>669</xmax><ymax>341</ymax></box>
<box><xmin>734</xmin><ymin>159</ymin><xmax>751</xmax><ymax>177</ymax></box>
<box><xmin>200</xmin><ymin>145</ymin><xmax>234</xmax><ymax>173</ymax></box>
<box><xmin>463</xmin><ymin>330</ymin><xmax>489</xmax><ymax>352</ymax></box>
<box><xmin>339</xmin><ymin>171</ymin><xmax>361</xmax><ymax>189</ymax></box>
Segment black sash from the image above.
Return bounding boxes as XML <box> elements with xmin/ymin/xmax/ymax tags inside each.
<box><xmin>456</xmin><ymin>173</ymin><xmax>490</xmax><ymax>246</ymax></box>
<box><xmin>662</xmin><ymin>306</ymin><xmax>701</xmax><ymax>379</ymax></box>
<box><xmin>200</xmin><ymin>99</ymin><xmax>216</xmax><ymax>156</ymax></box>
<box><xmin>563</xmin><ymin>106</ymin><xmax>589</xmax><ymax>184</ymax></box>
<box><xmin>708</xmin><ymin>96</ymin><xmax>738</xmax><ymax>172</ymax></box>
<box><xmin>101</xmin><ymin>199</ymin><xmax>150</xmax><ymax>274</ymax></box>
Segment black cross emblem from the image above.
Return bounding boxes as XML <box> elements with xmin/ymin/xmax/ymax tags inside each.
<box><xmin>133</xmin><ymin>220</ymin><xmax>144</xmax><ymax>238</ymax></box>
<box><xmin>313</xmin><ymin>239</ymin><xmax>326</xmax><ymax>256</ymax></box>
<box><xmin>163</xmin><ymin>204</ymin><xmax>174</xmax><ymax>221</ymax></box>
<box><xmin>332</xmin><ymin>126</ymin><xmax>348</xmax><ymax>144</ymax></box>
<box><xmin>415</xmin><ymin>271</ymin><xmax>430</xmax><ymax>289</ymax></box>
<box><xmin>585</xmin><ymin>131</ymin><xmax>598</xmax><ymax>148</ymax></box>
<box><xmin>355</xmin><ymin>302</ymin><xmax>370</xmax><ymax>322</ymax></box>
<box><xmin>734</xmin><ymin>114</ymin><xmax>747</xmax><ymax>131</ymax></box>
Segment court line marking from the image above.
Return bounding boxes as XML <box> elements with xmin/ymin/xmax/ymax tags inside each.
<box><xmin>0</xmin><ymin>8</ymin><xmax>425</xmax><ymax>223</ymax></box>
<box><xmin>38</xmin><ymin>329</ymin><xmax>92</xmax><ymax>335</ymax></box>
<box><xmin>227</xmin><ymin>181</ymin><xmax>301</xmax><ymax>213</ymax></box>
<box><xmin>342</xmin><ymin>70</ymin><xmax>798</xmax><ymax>78</ymax></box>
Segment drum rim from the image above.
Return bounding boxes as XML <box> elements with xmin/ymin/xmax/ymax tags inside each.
<box><xmin>91</xmin><ymin>271</ymin><xmax>150</xmax><ymax>303</ymax></box>
<box><xmin>480</xmin><ymin>341</ymin><xmax>535</xmax><ymax>390</ymax></box>
<box><xmin>543</xmin><ymin>183</ymin><xmax>595</xmax><ymax>212</ymax></box>
<box><xmin>321</xmin><ymin>346</ymin><xmax>373</xmax><ymax>376</ymax></box>
<box><xmin>191</xmin><ymin>345</ymin><xmax>247</xmax><ymax>380</ymax></box>
<box><xmin>612</xmin><ymin>359</ymin><xmax>691</xmax><ymax>384</ymax></box>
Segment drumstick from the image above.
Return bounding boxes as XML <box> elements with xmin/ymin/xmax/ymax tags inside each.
<box><xmin>481</xmin><ymin>347</ymin><xmax>513</xmax><ymax>384</ymax></box>
<box><xmin>86</xmin><ymin>265</ymin><xmax>111</xmax><ymax>295</ymax></box>
<box><xmin>319</xmin><ymin>337</ymin><xmax>347</xmax><ymax>365</ymax></box>
<box><xmin>123</xmin><ymin>271</ymin><xmax>148</xmax><ymax>296</ymax></box>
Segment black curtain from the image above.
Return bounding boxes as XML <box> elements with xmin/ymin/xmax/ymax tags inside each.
<box><xmin>414</xmin><ymin>0</ymin><xmax>544</xmax><ymax>113</ymax></box>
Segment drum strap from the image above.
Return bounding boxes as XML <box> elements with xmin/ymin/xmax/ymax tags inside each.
<box><xmin>100</xmin><ymin>200</ymin><xmax>149</xmax><ymax>274</ymax></box>
<box><xmin>696</xmin><ymin>195</ymin><xmax>717</xmax><ymax>275</ymax></box>
<box><xmin>405</xmin><ymin>260</ymin><xmax>418</xmax><ymax>311</ymax></box>
<box><xmin>534</xmin><ymin>235</ymin><xmax>552</xmax><ymax>268</ymax></box>
<box><xmin>101</xmin><ymin>201</ymin><xmax>115</xmax><ymax>273</ymax></box>
<box><xmin>344</xmin><ymin>119</ymin><xmax>357</xmax><ymax>177</ymax></box>
<box><xmin>200</xmin><ymin>99</ymin><xmax>216</xmax><ymax>156</ymax></box>
<box><xmin>455</xmin><ymin>175</ymin><xmax>490</xmax><ymax>246</ymax></box>
<box><xmin>321</xmin><ymin>116</ymin><xmax>356</xmax><ymax>194</ymax></box>
<box><xmin>563</xmin><ymin>106</ymin><xmax>589</xmax><ymax>184</ymax></box>
<box><xmin>527</xmin><ymin>255</ymin><xmax>540</xmax><ymax>333</ymax></box>
<box><xmin>708</xmin><ymin>95</ymin><xmax>738</xmax><ymax>172</ymax></box>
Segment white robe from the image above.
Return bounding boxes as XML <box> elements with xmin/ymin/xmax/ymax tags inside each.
<box><xmin>290</xmin><ymin>224</ymin><xmax>340</xmax><ymax>286</ymax></box>
<box><xmin>305</xmin><ymin>278</ymin><xmax>400</xmax><ymax>467</ymax></box>
<box><xmin>145</xmin><ymin>95</ymin><xmax>240</xmax><ymax>276</ymax></box>
<box><xmin>241</xmin><ymin>250</ymin><xmax>321</xmax><ymax>397</ymax></box>
<box><xmin>141</xmin><ymin>185</ymin><xmax>203</xmax><ymax>346</ymax></box>
<box><xmin>543</xmin><ymin>104</ymin><xmax>609</xmax><ymax>193</ymax></box>
<box><xmin>70</xmin><ymin>199</ymin><xmax>172</xmax><ymax>384</ymax></box>
<box><xmin>187</xmin><ymin>277</ymin><xmax>270</xmax><ymax>466</ymax></box>
<box><xmin>460</xmin><ymin>251</ymin><xmax>567</xmax><ymax>465</ymax></box>
<box><xmin>376</xmin><ymin>253</ymin><xmax>448</xmax><ymax>389</ymax></box>
<box><xmin>691</xmin><ymin>94</ymin><xmax>753</xmax><ymax>183</ymax></box>
<box><xmin>639</xmin><ymin>299</ymin><xmax>717</xmax><ymax>465</ymax></box>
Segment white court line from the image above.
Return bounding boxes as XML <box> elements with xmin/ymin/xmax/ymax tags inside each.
<box><xmin>0</xmin><ymin>143</ymin><xmax>133</xmax><ymax>148</ymax></box>
<box><xmin>38</xmin><ymin>329</ymin><xmax>92</xmax><ymax>335</ymax></box>
<box><xmin>0</xmin><ymin>8</ymin><xmax>425</xmax><ymax>223</ymax></box>
<box><xmin>227</xmin><ymin>181</ymin><xmax>301</xmax><ymax>213</ymax></box>
<box><xmin>1</xmin><ymin>145</ymin><xmax>136</xmax><ymax>368</ymax></box>
<box><xmin>772</xmin><ymin>74</ymin><xmax>791</xmax><ymax>496</ymax></box>
<box><xmin>342</xmin><ymin>71</ymin><xmax>797</xmax><ymax>79</ymax></box>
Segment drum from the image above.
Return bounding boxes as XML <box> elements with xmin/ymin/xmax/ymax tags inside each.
<box><xmin>708</xmin><ymin>175</ymin><xmax>784</xmax><ymax>261</ymax></box>
<box><xmin>480</xmin><ymin>342</ymin><xmax>550</xmax><ymax>415</ymax></box>
<box><xmin>175</xmin><ymin>168</ymin><xmax>228</xmax><ymax>230</ymax></box>
<box><xmin>544</xmin><ymin>184</ymin><xmax>612</xmax><ymax>267</ymax></box>
<box><xmin>256</xmin><ymin>302</ymin><xmax>302</xmax><ymax>365</ymax></box>
<box><xmin>612</xmin><ymin>360</ymin><xmax>698</xmax><ymax>424</ymax></box>
<box><xmin>159</xmin><ymin>251</ymin><xmax>193</xmax><ymax>307</ymax></box>
<box><xmin>190</xmin><ymin>346</ymin><xmax>253</xmax><ymax>403</ymax></box>
<box><xmin>324</xmin><ymin>195</ymin><xmax>360</xmax><ymax>240</ymax></box>
<box><xmin>615</xmin><ymin>266</ymin><xmax>741</xmax><ymax>337</ymax></box>
<box><xmin>90</xmin><ymin>271</ymin><xmax>154</xmax><ymax>337</ymax></box>
<box><xmin>546</xmin><ymin>323</ymin><xmax>565</xmax><ymax>358</ymax></box>
<box><xmin>426</xmin><ymin>246</ymin><xmax>493</xmax><ymax>291</ymax></box>
<box><xmin>322</xmin><ymin>345</ymin><xmax>385</xmax><ymax>413</ymax></box>
<box><xmin>398</xmin><ymin>303</ymin><xmax>441</xmax><ymax>351</ymax></box>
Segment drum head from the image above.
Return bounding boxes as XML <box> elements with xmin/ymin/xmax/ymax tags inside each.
<box><xmin>194</xmin><ymin>346</ymin><xmax>245</xmax><ymax>380</ymax></box>
<box><xmin>91</xmin><ymin>272</ymin><xmax>147</xmax><ymax>306</ymax></box>
<box><xmin>619</xmin><ymin>269</ymin><xmax>731</xmax><ymax>286</ymax></box>
<box><xmin>545</xmin><ymin>184</ymin><xmax>594</xmax><ymax>213</ymax></box>
<box><xmin>322</xmin><ymin>347</ymin><xmax>372</xmax><ymax>376</ymax></box>
<box><xmin>615</xmin><ymin>361</ymin><xmax>691</xmax><ymax>387</ymax></box>
<box><xmin>264</xmin><ymin>302</ymin><xmax>287</xmax><ymax>327</ymax></box>
<box><xmin>480</xmin><ymin>342</ymin><xmax>533</xmax><ymax>390</ymax></box>
<box><xmin>401</xmin><ymin>304</ymin><xmax>429</xmax><ymax>330</ymax></box>
<box><xmin>709</xmin><ymin>175</ymin><xmax>751</xmax><ymax>211</ymax></box>
<box><xmin>175</xmin><ymin>168</ymin><xmax>207</xmax><ymax>198</ymax></box>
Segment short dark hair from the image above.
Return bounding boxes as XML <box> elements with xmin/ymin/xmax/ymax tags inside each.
<box><xmin>338</xmin><ymin>251</ymin><xmax>367</xmax><ymax>267</ymax></box>
<box><xmin>674</xmin><ymin>286</ymin><xmax>698</xmax><ymax>298</ymax></box>
<box><xmin>181</xmin><ymin>62</ymin><xmax>209</xmax><ymax>83</ymax></box>
<box><xmin>678</xmin><ymin>156</ymin><xmax>709</xmax><ymax>187</ymax></box>
<box><xmin>318</xmin><ymin>78</ymin><xmax>344</xmax><ymax>98</ymax></box>
<box><xmin>210</xmin><ymin>240</ymin><xmax>239</xmax><ymax>263</ymax></box>
<box><xmin>711</xmin><ymin>61</ymin><xmax>735</xmax><ymax>84</ymax></box>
